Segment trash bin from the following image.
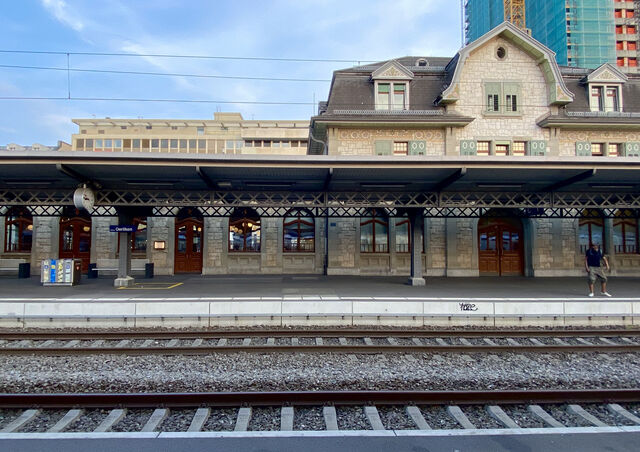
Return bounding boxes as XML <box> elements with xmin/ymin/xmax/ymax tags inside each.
<box><xmin>18</xmin><ymin>262</ymin><xmax>30</xmax><ymax>279</ymax></box>
<box><xmin>145</xmin><ymin>262</ymin><xmax>154</xmax><ymax>279</ymax></box>
<box><xmin>88</xmin><ymin>263</ymin><xmax>98</xmax><ymax>279</ymax></box>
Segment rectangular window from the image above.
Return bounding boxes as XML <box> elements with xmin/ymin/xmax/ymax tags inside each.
<box><xmin>617</xmin><ymin>57</ymin><xmax>625</xmax><ymax>67</ymax></box>
<box><xmin>495</xmin><ymin>144</ymin><xmax>509</xmax><ymax>156</ymax></box>
<box><xmin>591</xmin><ymin>143</ymin><xmax>604</xmax><ymax>156</ymax></box>
<box><xmin>505</xmin><ymin>94</ymin><xmax>517</xmax><ymax>112</ymax></box>
<box><xmin>616</xmin><ymin>25</ymin><xmax>623</xmax><ymax>34</ymax></box>
<box><xmin>151</xmin><ymin>139</ymin><xmax>159</xmax><ymax>149</ymax></box>
<box><xmin>608</xmin><ymin>143</ymin><xmax>621</xmax><ymax>157</ymax></box>
<box><xmin>617</xmin><ymin>41</ymin><xmax>624</xmax><ymax>50</ymax></box>
<box><xmin>75</xmin><ymin>139</ymin><xmax>84</xmax><ymax>150</ymax></box>
<box><xmin>141</xmin><ymin>139</ymin><xmax>149</xmax><ymax>151</ymax></box>
<box><xmin>605</xmin><ymin>87</ymin><xmax>619</xmax><ymax>112</ymax></box>
<box><xmin>197</xmin><ymin>126</ymin><xmax>204</xmax><ymax>135</ymax></box>
<box><xmin>263</xmin><ymin>140</ymin><xmax>271</xmax><ymax>147</ymax></box>
<box><xmin>392</xmin><ymin>83</ymin><xmax>406</xmax><ymax>110</ymax></box>
<box><xmin>95</xmin><ymin>139</ymin><xmax>103</xmax><ymax>151</ymax></box>
<box><xmin>114</xmin><ymin>139</ymin><xmax>122</xmax><ymax>149</ymax></box>
<box><xmin>629</xmin><ymin>42</ymin><xmax>637</xmax><ymax>51</ymax></box>
<box><xmin>179</xmin><ymin>139</ymin><xmax>187</xmax><ymax>151</ymax></box>
<box><xmin>629</xmin><ymin>26</ymin><xmax>637</xmax><ymax>34</ymax></box>
<box><xmin>281</xmin><ymin>141</ymin><xmax>290</xmax><ymax>148</ymax></box>
<box><xmin>170</xmin><ymin>139</ymin><xmax>178</xmax><ymax>149</ymax></box>
<box><xmin>291</xmin><ymin>141</ymin><xmax>299</xmax><ymax>147</ymax></box>
<box><xmin>236</xmin><ymin>140</ymin><xmax>243</xmax><ymax>149</ymax></box>
<box><xmin>487</xmin><ymin>93</ymin><xmax>500</xmax><ymax>112</ymax></box>
<box><xmin>85</xmin><ymin>139</ymin><xmax>93</xmax><ymax>150</ymax></box>
<box><xmin>477</xmin><ymin>141</ymin><xmax>490</xmax><ymax>156</ymax></box>
<box><xmin>225</xmin><ymin>140</ymin><xmax>235</xmax><ymax>150</ymax></box>
<box><xmin>615</xmin><ymin>9</ymin><xmax>622</xmax><ymax>18</ymax></box>
<box><xmin>393</xmin><ymin>142</ymin><xmax>408</xmax><ymax>155</ymax></box>
<box><xmin>160</xmin><ymin>139</ymin><xmax>169</xmax><ymax>150</ymax></box>
<box><xmin>590</xmin><ymin>86</ymin><xmax>604</xmax><ymax>110</ymax></box>
<box><xmin>377</xmin><ymin>83</ymin><xmax>390</xmax><ymax>110</ymax></box>
<box><xmin>105</xmin><ymin>139</ymin><xmax>112</xmax><ymax>149</ymax></box>
<box><xmin>512</xmin><ymin>141</ymin><xmax>526</xmax><ymax>156</ymax></box>
<box><xmin>272</xmin><ymin>141</ymin><xmax>281</xmax><ymax>147</ymax></box>
<box><xmin>123</xmin><ymin>139</ymin><xmax>131</xmax><ymax>151</ymax></box>
<box><xmin>244</xmin><ymin>140</ymin><xmax>253</xmax><ymax>147</ymax></box>
<box><xmin>198</xmin><ymin>139</ymin><xmax>206</xmax><ymax>151</ymax></box>
<box><xmin>630</xmin><ymin>58</ymin><xmax>638</xmax><ymax>67</ymax></box>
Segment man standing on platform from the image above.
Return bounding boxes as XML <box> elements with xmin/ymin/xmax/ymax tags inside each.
<box><xmin>585</xmin><ymin>243</ymin><xmax>611</xmax><ymax>297</ymax></box>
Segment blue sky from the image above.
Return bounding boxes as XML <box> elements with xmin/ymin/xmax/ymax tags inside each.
<box><xmin>0</xmin><ymin>0</ymin><xmax>463</xmax><ymax>145</ymax></box>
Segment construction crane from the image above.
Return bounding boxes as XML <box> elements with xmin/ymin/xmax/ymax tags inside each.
<box><xmin>503</xmin><ymin>0</ymin><xmax>526</xmax><ymax>31</ymax></box>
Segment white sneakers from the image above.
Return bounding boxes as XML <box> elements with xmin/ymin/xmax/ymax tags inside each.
<box><xmin>602</xmin><ymin>292</ymin><xmax>612</xmax><ymax>297</ymax></box>
<box><xmin>588</xmin><ymin>293</ymin><xmax>594</xmax><ymax>297</ymax></box>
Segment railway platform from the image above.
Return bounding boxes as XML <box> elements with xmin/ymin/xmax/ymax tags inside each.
<box><xmin>0</xmin><ymin>275</ymin><xmax>638</xmax><ymax>328</ymax></box>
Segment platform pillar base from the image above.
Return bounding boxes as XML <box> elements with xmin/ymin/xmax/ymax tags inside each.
<box><xmin>114</xmin><ymin>276</ymin><xmax>135</xmax><ymax>288</ymax></box>
<box><xmin>407</xmin><ymin>277</ymin><xmax>426</xmax><ymax>286</ymax></box>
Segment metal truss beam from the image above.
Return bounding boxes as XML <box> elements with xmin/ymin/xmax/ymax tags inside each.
<box><xmin>0</xmin><ymin>189</ymin><xmax>638</xmax><ymax>217</ymax></box>
<box><xmin>543</xmin><ymin>169</ymin><xmax>596</xmax><ymax>192</ymax></box>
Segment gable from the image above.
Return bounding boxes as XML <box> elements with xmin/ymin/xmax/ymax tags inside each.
<box><xmin>584</xmin><ymin>63</ymin><xmax>628</xmax><ymax>84</ymax></box>
<box><xmin>371</xmin><ymin>60</ymin><xmax>414</xmax><ymax>81</ymax></box>
<box><xmin>439</xmin><ymin>22</ymin><xmax>573</xmax><ymax>106</ymax></box>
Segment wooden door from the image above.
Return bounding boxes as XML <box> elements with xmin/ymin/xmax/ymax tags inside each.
<box><xmin>478</xmin><ymin>218</ymin><xmax>523</xmax><ymax>276</ymax></box>
<box><xmin>59</xmin><ymin>217</ymin><xmax>92</xmax><ymax>273</ymax></box>
<box><xmin>175</xmin><ymin>218</ymin><xmax>203</xmax><ymax>273</ymax></box>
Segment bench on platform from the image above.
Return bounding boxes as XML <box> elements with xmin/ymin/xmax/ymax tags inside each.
<box><xmin>0</xmin><ymin>258</ymin><xmax>29</xmax><ymax>277</ymax></box>
<box><xmin>91</xmin><ymin>258</ymin><xmax>150</xmax><ymax>276</ymax></box>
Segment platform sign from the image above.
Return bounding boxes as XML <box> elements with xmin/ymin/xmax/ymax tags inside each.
<box><xmin>110</xmin><ymin>225</ymin><xmax>136</xmax><ymax>233</ymax></box>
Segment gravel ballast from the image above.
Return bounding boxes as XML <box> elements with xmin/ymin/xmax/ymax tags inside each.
<box><xmin>0</xmin><ymin>352</ymin><xmax>637</xmax><ymax>393</ymax></box>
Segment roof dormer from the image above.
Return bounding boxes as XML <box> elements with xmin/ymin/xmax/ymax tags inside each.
<box><xmin>371</xmin><ymin>60</ymin><xmax>414</xmax><ymax>111</ymax></box>
<box><xmin>583</xmin><ymin>63</ymin><xmax>628</xmax><ymax>113</ymax></box>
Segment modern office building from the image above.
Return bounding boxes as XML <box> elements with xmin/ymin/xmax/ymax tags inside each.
<box><xmin>465</xmin><ymin>0</ymin><xmax>639</xmax><ymax>73</ymax></box>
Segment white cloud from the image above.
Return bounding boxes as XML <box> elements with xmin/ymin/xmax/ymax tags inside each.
<box><xmin>40</xmin><ymin>0</ymin><xmax>85</xmax><ymax>32</ymax></box>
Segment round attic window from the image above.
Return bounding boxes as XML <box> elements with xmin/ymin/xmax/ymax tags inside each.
<box><xmin>496</xmin><ymin>46</ymin><xmax>507</xmax><ymax>60</ymax></box>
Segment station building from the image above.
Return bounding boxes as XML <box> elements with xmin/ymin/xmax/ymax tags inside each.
<box><xmin>0</xmin><ymin>23</ymin><xmax>639</xmax><ymax>284</ymax></box>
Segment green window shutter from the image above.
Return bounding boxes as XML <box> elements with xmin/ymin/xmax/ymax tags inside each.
<box><xmin>575</xmin><ymin>142</ymin><xmax>592</xmax><ymax>156</ymax></box>
<box><xmin>528</xmin><ymin>140</ymin><xmax>547</xmax><ymax>156</ymax></box>
<box><xmin>485</xmin><ymin>82</ymin><xmax>501</xmax><ymax>112</ymax></box>
<box><xmin>623</xmin><ymin>142</ymin><xmax>640</xmax><ymax>157</ymax></box>
<box><xmin>503</xmin><ymin>82</ymin><xmax>521</xmax><ymax>113</ymax></box>
<box><xmin>374</xmin><ymin>140</ymin><xmax>392</xmax><ymax>156</ymax></box>
<box><xmin>408</xmin><ymin>141</ymin><xmax>426</xmax><ymax>156</ymax></box>
<box><xmin>460</xmin><ymin>140</ymin><xmax>477</xmax><ymax>156</ymax></box>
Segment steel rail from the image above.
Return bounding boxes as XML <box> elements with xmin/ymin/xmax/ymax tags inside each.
<box><xmin>1</xmin><ymin>343</ymin><xmax>640</xmax><ymax>356</ymax></box>
<box><xmin>1</xmin><ymin>389</ymin><xmax>639</xmax><ymax>409</ymax></box>
<box><xmin>1</xmin><ymin>328</ymin><xmax>639</xmax><ymax>340</ymax></box>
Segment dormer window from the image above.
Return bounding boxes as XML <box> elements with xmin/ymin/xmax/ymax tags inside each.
<box><xmin>590</xmin><ymin>85</ymin><xmax>620</xmax><ymax>112</ymax></box>
<box><xmin>377</xmin><ymin>82</ymin><xmax>407</xmax><ymax>110</ymax></box>
<box><xmin>371</xmin><ymin>60</ymin><xmax>413</xmax><ymax>112</ymax></box>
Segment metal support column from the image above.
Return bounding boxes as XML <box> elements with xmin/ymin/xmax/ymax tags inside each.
<box><xmin>408</xmin><ymin>208</ymin><xmax>426</xmax><ymax>286</ymax></box>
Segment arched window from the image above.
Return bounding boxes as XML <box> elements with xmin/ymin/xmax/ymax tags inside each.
<box><xmin>360</xmin><ymin>209</ymin><xmax>388</xmax><ymax>253</ymax></box>
<box><xmin>395</xmin><ymin>217</ymin><xmax>410</xmax><ymax>253</ymax></box>
<box><xmin>283</xmin><ymin>209</ymin><xmax>314</xmax><ymax>252</ymax></box>
<box><xmin>4</xmin><ymin>207</ymin><xmax>33</xmax><ymax>252</ymax></box>
<box><xmin>229</xmin><ymin>208</ymin><xmax>260</xmax><ymax>252</ymax></box>
<box><xmin>132</xmin><ymin>218</ymin><xmax>147</xmax><ymax>252</ymax></box>
<box><xmin>579</xmin><ymin>209</ymin><xmax>604</xmax><ymax>254</ymax></box>
<box><xmin>613</xmin><ymin>210</ymin><xmax>638</xmax><ymax>254</ymax></box>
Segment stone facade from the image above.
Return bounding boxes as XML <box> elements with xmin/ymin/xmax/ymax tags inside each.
<box><xmin>329</xmin><ymin>128</ymin><xmax>445</xmax><ymax>157</ymax></box>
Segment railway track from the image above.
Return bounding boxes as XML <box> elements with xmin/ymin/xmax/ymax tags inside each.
<box><xmin>0</xmin><ymin>329</ymin><xmax>639</xmax><ymax>355</ymax></box>
<box><xmin>1</xmin><ymin>390</ymin><xmax>639</xmax><ymax>433</ymax></box>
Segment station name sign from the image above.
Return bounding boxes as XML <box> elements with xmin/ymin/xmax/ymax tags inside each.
<box><xmin>109</xmin><ymin>225</ymin><xmax>136</xmax><ymax>233</ymax></box>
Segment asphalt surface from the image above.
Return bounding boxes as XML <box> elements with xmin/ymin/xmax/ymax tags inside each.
<box><xmin>0</xmin><ymin>274</ymin><xmax>638</xmax><ymax>300</ymax></box>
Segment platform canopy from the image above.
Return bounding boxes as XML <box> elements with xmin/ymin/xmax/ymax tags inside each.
<box><xmin>0</xmin><ymin>152</ymin><xmax>638</xmax><ymax>217</ymax></box>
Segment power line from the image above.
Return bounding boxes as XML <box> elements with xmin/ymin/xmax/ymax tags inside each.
<box><xmin>0</xmin><ymin>64</ymin><xmax>331</xmax><ymax>83</ymax></box>
<box><xmin>0</xmin><ymin>49</ymin><xmax>375</xmax><ymax>64</ymax></box>
<box><xmin>0</xmin><ymin>96</ymin><xmax>316</xmax><ymax>105</ymax></box>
